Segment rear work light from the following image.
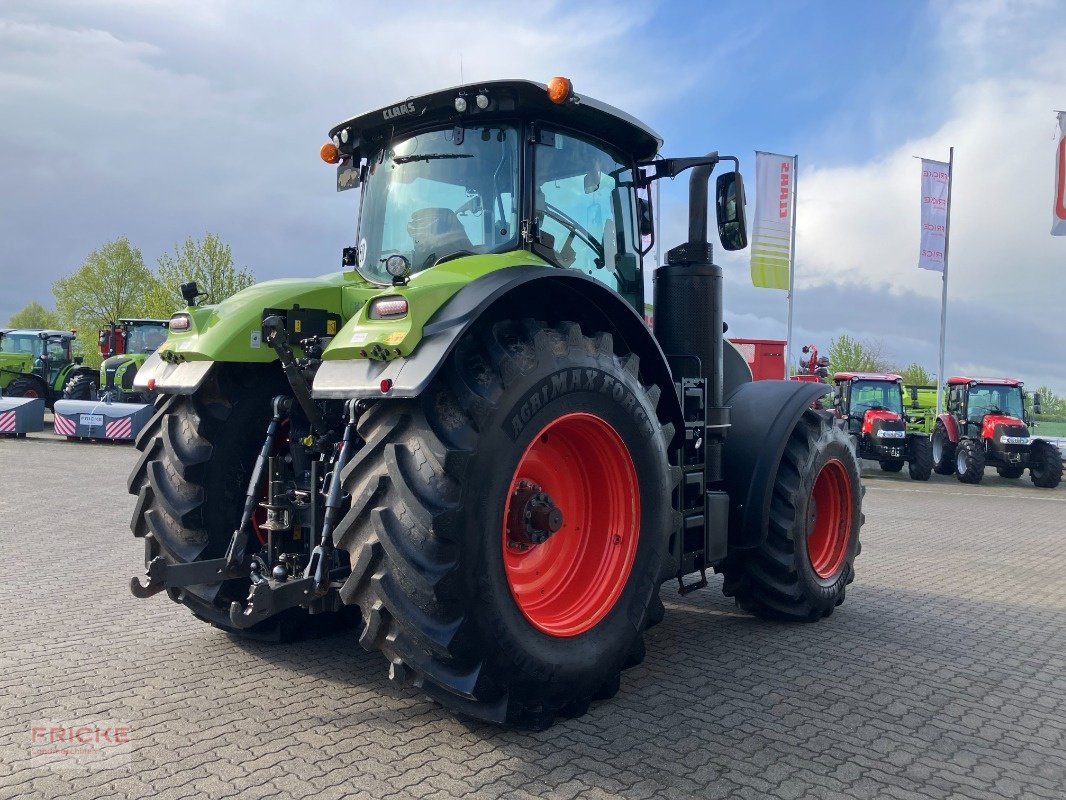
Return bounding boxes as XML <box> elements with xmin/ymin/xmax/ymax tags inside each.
<box><xmin>169</xmin><ymin>313</ymin><xmax>191</xmax><ymax>331</ymax></box>
<box><xmin>369</xmin><ymin>297</ymin><xmax>409</xmax><ymax>319</ymax></box>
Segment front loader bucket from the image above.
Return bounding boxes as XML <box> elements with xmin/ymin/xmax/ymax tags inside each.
<box><xmin>53</xmin><ymin>399</ymin><xmax>153</xmax><ymax>441</ymax></box>
<box><xmin>0</xmin><ymin>396</ymin><xmax>45</xmax><ymax>436</ymax></box>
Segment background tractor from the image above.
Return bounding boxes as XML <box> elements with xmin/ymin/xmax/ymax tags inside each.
<box><xmin>126</xmin><ymin>78</ymin><xmax>864</xmax><ymax>727</ymax></box>
<box><xmin>931</xmin><ymin>377</ymin><xmax>1061</xmax><ymax>487</ymax></box>
<box><xmin>795</xmin><ymin>343</ymin><xmax>830</xmax><ymax>383</ymax></box>
<box><xmin>903</xmin><ymin>384</ymin><xmax>938</xmax><ymax>434</ymax></box>
<box><xmin>832</xmin><ymin>372</ymin><xmax>932</xmax><ymax>480</ymax></box>
<box><xmin>63</xmin><ymin>319</ymin><xmax>169</xmax><ymax>402</ymax></box>
<box><xmin>0</xmin><ymin>328</ymin><xmax>94</xmax><ymax>408</ymax></box>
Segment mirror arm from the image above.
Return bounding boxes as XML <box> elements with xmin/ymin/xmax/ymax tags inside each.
<box><xmin>637</xmin><ymin>153</ymin><xmax>726</xmax><ymax>185</ymax></box>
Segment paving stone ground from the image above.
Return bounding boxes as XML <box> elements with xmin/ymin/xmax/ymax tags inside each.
<box><xmin>0</xmin><ymin>435</ymin><xmax>1063</xmax><ymax>800</ymax></box>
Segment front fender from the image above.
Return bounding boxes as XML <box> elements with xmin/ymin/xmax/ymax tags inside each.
<box><xmin>721</xmin><ymin>380</ymin><xmax>832</xmax><ymax>550</ymax></box>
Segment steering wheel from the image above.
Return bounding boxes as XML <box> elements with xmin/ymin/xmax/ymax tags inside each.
<box><xmin>541</xmin><ymin>203</ymin><xmax>603</xmax><ymax>260</ymax></box>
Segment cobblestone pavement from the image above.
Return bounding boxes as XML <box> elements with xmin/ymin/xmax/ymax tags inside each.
<box><xmin>1</xmin><ymin>437</ymin><xmax>1063</xmax><ymax>800</ymax></box>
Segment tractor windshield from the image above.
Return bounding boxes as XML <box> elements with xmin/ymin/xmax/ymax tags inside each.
<box><xmin>0</xmin><ymin>333</ymin><xmax>43</xmax><ymax>358</ymax></box>
<box><xmin>126</xmin><ymin>324</ymin><xmax>167</xmax><ymax>354</ymax></box>
<box><xmin>968</xmin><ymin>384</ymin><xmax>1024</xmax><ymax>420</ymax></box>
<box><xmin>849</xmin><ymin>380</ymin><xmax>903</xmax><ymax>416</ymax></box>
<box><xmin>355</xmin><ymin>124</ymin><xmax>519</xmax><ymax>284</ymax></box>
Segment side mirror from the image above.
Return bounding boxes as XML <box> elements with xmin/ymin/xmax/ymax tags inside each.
<box><xmin>715</xmin><ymin>171</ymin><xmax>747</xmax><ymax>251</ymax></box>
<box><xmin>1033</xmin><ymin>392</ymin><xmax>1042</xmax><ymax>415</ymax></box>
<box><xmin>637</xmin><ymin>197</ymin><xmax>654</xmax><ymax>238</ymax></box>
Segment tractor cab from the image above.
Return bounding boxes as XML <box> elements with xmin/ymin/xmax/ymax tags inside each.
<box><xmin>945</xmin><ymin>377</ymin><xmax>1028</xmax><ymax>433</ymax></box>
<box><xmin>323</xmin><ymin>78</ymin><xmax>743</xmax><ymax>318</ymax></box>
<box><xmin>0</xmin><ymin>329</ymin><xmax>74</xmax><ymax>382</ymax></box>
<box><xmin>99</xmin><ymin>319</ymin><xmax>169</xmax><ymax>358</ymax></box>
<box><xmin>833</xmin><ymin>372</ymin><xmax>906</xmax><ymax>435</ymax></box>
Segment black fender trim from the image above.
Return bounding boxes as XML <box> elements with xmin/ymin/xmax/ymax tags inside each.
<box><xmin>314</xmin><ymin>266</ymin><xmax>682</xmax><ymax>427</ymax></box>
<box><xmin>721</xmin><ymin>380</ymin><xmax>832</xmax><ymax>550</ymax></box>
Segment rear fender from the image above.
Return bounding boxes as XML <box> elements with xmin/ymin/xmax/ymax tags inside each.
<box><xmin>312</xmin><ymin>266</ymin><xmax>683</xmax><ymax>427</ymax></box>
<box><xmin>936</xmin><ymin>413</ymin><xmax>959</xmax><ymax>442</ymax></box>
<box><xmin>721</xmin><ymin>380</ymin><xmax>832</xmax><ymax>550</ymax></box>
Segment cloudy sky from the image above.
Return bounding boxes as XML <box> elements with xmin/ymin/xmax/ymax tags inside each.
<box><xmin>1</xmin><ymin>0</ymin><xmax>1063</xmax><ymax>391</ymax></box>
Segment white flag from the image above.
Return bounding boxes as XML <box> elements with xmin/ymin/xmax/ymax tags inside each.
<box><xmin>750</xmin><ymin>152</ymin><xmax>795</xmax><ymax>289</ymax></box>
<box><xmin>1053</xmin><ymin>112</ymin><xmax>1066</xmax><ymax>236</ymax></box>
<box><xmin>919</xmin><ymin>159</ymin><xmax>950</xmax><ymax>272</ymax></box>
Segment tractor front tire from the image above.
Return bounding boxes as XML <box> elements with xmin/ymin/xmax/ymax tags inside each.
<box><xmin>63</xmin><ymin>374</ymin><xmax>97</xmax><ymax>400</ymax></box>
<box><xmin>932</xmin><ymin>420</ymin><xmax>956</xmax><ymax>475</ymax></box>
<box><xmin>1029</xmin><ymin>440</ymin><xmax>1063</xmax><ymax>489</ymax></box>
<box><xmin>879</xmin><ymin>459</ymin><xmax>905</xmax><ymax>473</ymax></box>
<box><xmin>955</xmin><ymin>438</ymin><xmax>985</xmax><ymax>484</ymax></box>
<box><xmin>332</xmin><ymin>319</ymin><xmax>675</xmax><ymax>728</ymax></box>
<box><xmin>907</xmin><ymin>436</ymin><xmax>933</xmax><ymax>481</ymax></box>
<box><xmin>127</xmin><ymin>366</ymin><xmax>352</xmax><ymax>640</ymax></box>
<box><xmin>996</xmin><ymin>465</ymin><xmax>1024</xmax><ymax>480</ymax></box>
<box><xmin>721</xmin><ymin>410</ymin><xmax>863</xmax><ymax>622</ymax></box>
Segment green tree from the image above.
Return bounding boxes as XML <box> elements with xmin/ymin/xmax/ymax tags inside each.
<box><xmin>898</xmin><ymin>362</ymin><xmax>935</xmax><ymax>386</ymax></box>
<box><xmin>52</xmin><ymin>238</ymin><xmax>153</xmax><ymax>366</ymax></box>
<box><xmin>1033</xmin><ymin>386</ymin><xmax>1064</xmax><ymax>416</ymax></box>
<box><xmin>144</xmin><ymin>233</ymin><xmax>255</xmax><ymax>318</ymax></box>
<box><xmin>826</xmin><ymin>334</ymin><xmax>892</xmax><ymax>374</ymax></box>
<box><xmin>7</xmin><ymin>300</ymin><xmax>61</xmax><ymax>330</ymax></box>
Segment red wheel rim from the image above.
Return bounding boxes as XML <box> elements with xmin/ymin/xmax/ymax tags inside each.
<box><xmin>24</xmin><ymin>388</ymin><xmax>40</xmax><ymax>398</ymax></box>
<box><xmin>502</xmin><ymin>412</ymin><xmax>640</xmax><ymax>637</ymax></box>
<box><xmin>806</xmin><ymin>458</ymin><xmax>854</xmax><ymax>579</ymax></box>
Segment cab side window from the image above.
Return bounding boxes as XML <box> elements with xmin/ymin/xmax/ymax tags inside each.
<box><xmin>533</xmin><ymin>130</ymin><xmax>640</xmax><ymax>309</ymax></box>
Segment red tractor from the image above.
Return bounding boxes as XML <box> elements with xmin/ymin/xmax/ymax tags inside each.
<box><xmin>932</xmin><ymin>377</ymin><xmax>1062</xmax><ymax>488</ymax></box>
<box><xmin>832</xmin><ymin>372</ymin><xmax>932</xmax><ymax>480</ymax></box>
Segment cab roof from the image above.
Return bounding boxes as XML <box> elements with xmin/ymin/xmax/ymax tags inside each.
<box><xmin>3</xmin><ymin>328</ymin><xmax>74</xmax><ymax>339</ymax></box>
<box><xmin>329</xmin><ymin>79</ymin><xmax>663</xmax><ymax>162</ymax></box>
<box><xmin>947</xmin><ymin>376</ymin><xmax>1023</xmax><ymax>386</ymax></box>
<box><xmin>834</xmin><ymin>372</ymin><xmax>902</xmax><ymax>383</ymax></box>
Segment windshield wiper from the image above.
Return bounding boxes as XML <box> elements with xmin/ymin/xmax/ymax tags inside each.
<box><xmin>393</xmin><ymin>153</ymin><xmax>473</xmax><ymax>164</ymax></box>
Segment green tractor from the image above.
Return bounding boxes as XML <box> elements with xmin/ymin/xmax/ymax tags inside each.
<box><xmin>62</xmin><ymin>319</ymin><xmax>169</xmax><ymax>402</ymax></box>
<box><xmin>832</xmin><ymin>372</ymin><xmax>932</xmax><ymax>480</ymax></box>
<box><xmin>0</xmin><ymin>328</ymin><xmax>95</xmax><ymax>408</ymax></box>
<box><xmin>127</xmin><ymin>78</ymin><xmax>864</xmax><ymax>727</ymax></box>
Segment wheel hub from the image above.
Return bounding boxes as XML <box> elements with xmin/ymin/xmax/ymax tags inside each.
<box><xmin>506</xmin><ymin>480</ymin><xmax>564</xmax><ymax>550</ymax></box>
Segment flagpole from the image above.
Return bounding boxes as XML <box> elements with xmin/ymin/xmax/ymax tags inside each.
<box><xmin>784</xmin><ymin>154</ymin><xmax>798</xmax><ymax>379</ymax></box>
<box><xmin>935</xmin><ymin>146</ymin><xmax>954</xmax><ymax>417</ymax></box>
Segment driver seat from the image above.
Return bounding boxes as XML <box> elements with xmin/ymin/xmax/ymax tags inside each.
<box><xmin>407</xmin><ymin>208</ymin><xmax>475</xmax><ymax>271</ymax></box>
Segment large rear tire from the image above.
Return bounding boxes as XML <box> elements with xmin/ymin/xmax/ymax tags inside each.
<box><xmin>907</xmin><ymin>436</ymin><xmax>932</xmax><ymax>481</ymax></box>
<box><xmin>332</xmin><ymin>319</ymin><xmax>676</xmax><ymax>728</ymax></box>
<box><xmin>932</xmin><ymin>419</ymin><xmax>956</xmax><ymax>475</ymax></box>
<box><xmin>126</xmin><ymin>366</ymin><xmax>352</xmax><ymax>640</ymax></box>
<box><xmin>721</xmin><ymin>410</ymin><xmax>863</xmax><ymax>621</ymax></box>
<box><xmin>1029</xmin><ymin>440</ymin><xmax>1063</xmax><ymax>489</ymax></box>
<box><xmin>62</xmin><ymin>373</ymin><xmax>97</xmax><ymax>400</ymax></box>
<box><xmin>955</xmin><ymin>438</ymin><xmax>985</xmax><ymax>484</ymax></box>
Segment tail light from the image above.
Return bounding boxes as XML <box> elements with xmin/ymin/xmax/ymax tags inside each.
<box><xmin>369</xmin><ymin>297</ymin><xmax>408</xmax><ymax>319</ymax></box>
